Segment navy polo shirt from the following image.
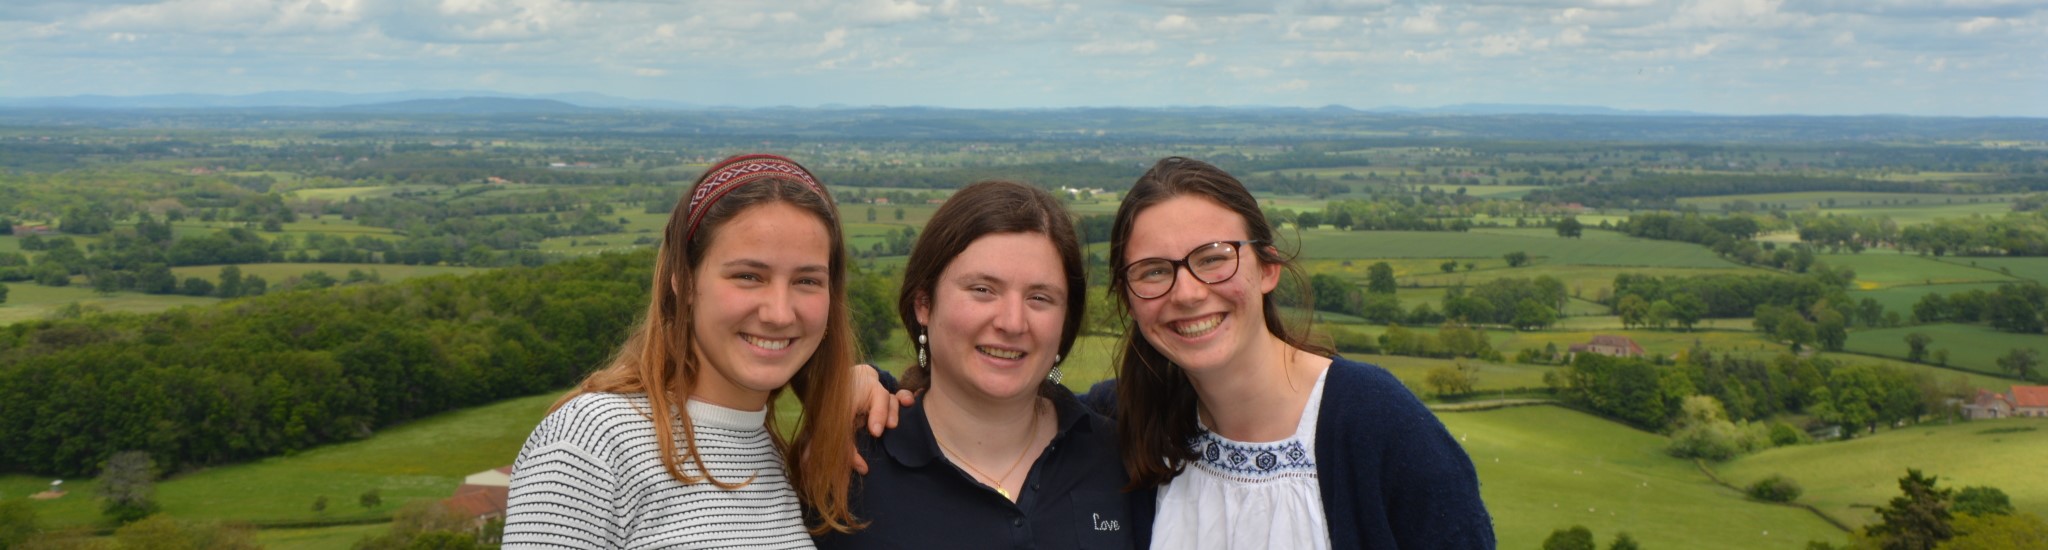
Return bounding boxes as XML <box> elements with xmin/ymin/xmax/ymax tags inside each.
<box><xmin>815</xmin><ymin>385</ymin><xmax>1133</xmax><ymax>550</ymax></box>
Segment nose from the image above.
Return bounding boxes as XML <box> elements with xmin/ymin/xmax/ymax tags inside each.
<box><xmin>1166</xmin><ymin>264</ymin><xmax>1209</xmax><ymax>304</ymax></box>
<box><xmin>759</xmin><ymin>282</ymin><xmax>797</xmax><ymax>327</ymax></box>
<box><xmin>993</xmin><ymin>293</ymin><xmax>1028</xmax><ymax>335</ymax></box>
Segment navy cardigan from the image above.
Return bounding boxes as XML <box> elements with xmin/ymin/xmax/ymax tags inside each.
<box><xmin>1086</xmin><ymin>357</ymin><xmax>1495</xmax><ymax>549</ymax></box>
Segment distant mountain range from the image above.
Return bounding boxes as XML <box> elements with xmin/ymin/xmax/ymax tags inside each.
<box><xmin>0</xmin><ymin>90</ymin><xmax>1711</xmax><ymax>117</ymax></box>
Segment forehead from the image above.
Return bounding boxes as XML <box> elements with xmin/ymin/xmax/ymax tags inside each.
<box><xmin>942</xmin><ymin>232</ymin><xmax>1066</xmax><ymax>288</ymax></box>
<box><xmin>1126</xmin><ymin>196</ymin><xmax>1248</xmax><ymax>259</ymax></box>
<box><xmin>700</xmin><ymin>201</ymin><xmax>832</xmax><ymax>262</ymax></box>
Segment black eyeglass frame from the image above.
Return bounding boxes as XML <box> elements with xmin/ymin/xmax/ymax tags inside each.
<box><xmin>1118</xmin><ymin>240</ymin><xmax>1267</xmax><ymax>300</ymax></box>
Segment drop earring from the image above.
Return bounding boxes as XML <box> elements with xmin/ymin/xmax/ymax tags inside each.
<box><xmin>916</xmin><ymin>329</ymin><xmax>929</xmax><ymax>371</ymax></box>
<box><xmin>1047</xmin><ymin>354</ymin><xmax>1063</xmax><ymax>384</ymax></box>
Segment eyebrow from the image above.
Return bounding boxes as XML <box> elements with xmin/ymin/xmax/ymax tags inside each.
<box><xmin>722</xmin><ymin>259</ymin><xmax>829</xmax><ymax>274</ymax></box>
<box><xmin>956</xmin><ymin>272</ymin><xmax>1065</xmax><ymax>294</ymax></box>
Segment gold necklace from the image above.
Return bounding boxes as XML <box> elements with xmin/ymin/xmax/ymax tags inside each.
<box><xmin>933</xmin><ymin>398</ymin><xmax>1044</xmax><ymax>501</ymax></box>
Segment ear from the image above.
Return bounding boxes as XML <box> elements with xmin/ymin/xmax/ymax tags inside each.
<box><xmin>671</xmin><ymin>274</ymin><xmax>688</xmax><ymax>305</ymax></box>
<box><xmin>1256</xmin><ymin>246</ymin><xmax>1283</xmax><ymax>295</ymax></box>
<box><xmin>914</xmin><ymin>290</ymin><xmax>932</xmax><ymax>327</ymax></box>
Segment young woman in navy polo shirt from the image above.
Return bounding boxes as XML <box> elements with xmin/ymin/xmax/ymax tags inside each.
<box><xmin>1101</xmin><ymin>157</ymin><xmax>1494</xmax><ymax>549</ymax></box>
<box><xmin>816</xmin><ymin>181</ymin><xmax>1131</xmax><ymax>550</ymax></box>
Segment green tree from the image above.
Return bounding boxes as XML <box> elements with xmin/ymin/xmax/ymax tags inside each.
<box><xmin>1557</xmin><ymin>216</ymin><xmax>1584</xmax><ymax>238</ymax></box>
<box><xmin>1906</xmin><ymin>333</ymin><xmax>1933</xmax><ymax>363</ymax></box>
<box><xmin>847</xmin><ymin>267</ymin><xmax>898</xmax><ymax>359</ymax></box>
<box><xmin>1617</xmin><ymin>294</ymin><xmax>1650</xmax><ymax>329</ymax></box>
<box><xmin>1995</xmin><ymin>348</ymin><xmax>2039</xmax><ymax>381</ymax></box>
<box><xmin>1940</xmin><ymin>512</ymin><xmax>2048</xmax><ymax>550</ymax></box>
<box><xmin>1542</xmin><ymin>525</ymin><xmax>1596</xmax><ymax>550</ymax></box>
<box><xmin>1440</xmin><ymin>260</ymin><xmax>1458</xmax><ymax>273</ymax></box>
<box><xmin>0</xmin><ymin>282</ymin><xmax>9</xmax><ymax>305</ymax></box>
<box><xmin>97</xmin><ymin>451</ymin><xmax>160</xmax><ymax>524</ymax></box>
<box><xmin>360</xmin><ymin>489</ymin><xmax>384</xmax><ymax>511</ymax></box>
<box><xmin>1864</xmin><ymin>469</ymin><xmax>1955</xmax><ymax>550</ymax></box>
<box><xmin>866</xmin><ymin>206</ymin><xmax>877</xmax><ymax>222</ymax></box>
<box><xmin>1609</xmin><ymin>532</ymin><xmax>1641</xmax><ymax>550</ymax></box>
<box><xmin>1952</xmin><ymin>486</ymin><xmax>2014</xmax><ymax>518</ymax></box>
<box><xmin>1669</xmin><ymin>293</ymin><xmax>1706</xmax><ymax>331</ymax></box>
<box><xmin>893</xmin><ymin>207</ymin><xmax>905</xmax><ymax>221</ymax></box>
<box><xmin>312</xmin><ymin>495</ymin><xmax>329</xmax><ymax>514</ymax></box>
<box><xmin>1366</xmin><ymin>262</ymin><xmax>1397</xmax><ymax>294</ymax></box>
<box><xmin>216</xmin><ymin>266</ymin><xmax>244</xmax><ymax>298</ymax></box>
<box><xmin>1514</xmin><ymin>298</ymin><xmax>1558</xmax><ymax>330</ymax></box>
<box><xmin>1424</xmin><ymin>364</ymin><xmax>1477</xmax><ymax>397</ymax></box>
<box><xmin>1505</xmin><ymin>251</ymin><xmax>1531</xmax><ymax>267</ymax></box>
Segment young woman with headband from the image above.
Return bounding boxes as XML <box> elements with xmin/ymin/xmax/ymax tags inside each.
<box><xmin>504</xmin><ymin>154</ymin><xmax>866</xmax><ymax>548</ymax></box>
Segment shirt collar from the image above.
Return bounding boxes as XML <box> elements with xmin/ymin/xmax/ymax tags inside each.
<box><xmin>884</xmin><ymin>383</ymin><xmax>1095</xmax><ymax>469</ymax></box>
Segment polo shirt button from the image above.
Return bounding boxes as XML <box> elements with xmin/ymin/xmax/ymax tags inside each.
<box><xmin>1012</xmin><ymin>517</ymin><xmax>1024</xmax><ymax>527</ymax></box>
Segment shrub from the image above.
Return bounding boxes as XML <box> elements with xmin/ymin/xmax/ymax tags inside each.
<box><xmin>1768</xmin><ymin>421</ymin><xmax>1811</xmax><ymax>447</ymax></box>
<box><xmin>1748</xmin><ymin>474</ymin><xmax>1804</xmax><ymax>502</ymax></box>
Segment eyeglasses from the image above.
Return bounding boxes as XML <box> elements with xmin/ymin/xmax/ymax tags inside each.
<box><xmin>1120</xmin><ymin>240</ymin><xmax>1264</xmax><ymax>300</ymax></box>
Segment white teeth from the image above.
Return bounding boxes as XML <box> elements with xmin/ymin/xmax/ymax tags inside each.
<box><xmin>743</xmin><ymin>335</ymin><xmax>792</xmax><ymax>350</ymax></box>
<box><xmin>977</xmin><ymin>346</ymin><xmax>1025</xmax><ymax>360</ymax></box>
<box><xmin>1174</xmin><ymin>314</ymin><xmax>1222</xmax><ymax>336</ymax></box>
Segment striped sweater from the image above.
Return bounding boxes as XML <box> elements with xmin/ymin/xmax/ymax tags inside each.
<box><xmin>503</xmin><ymin>392</ymin><xmax>814</xmax><ymax>549</ymax></box>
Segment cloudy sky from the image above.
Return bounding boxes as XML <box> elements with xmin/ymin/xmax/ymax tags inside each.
<box><xmin>1</xmin><ymin>0</ymin><xmax>2042</xmax><ymax>116</ymax></box>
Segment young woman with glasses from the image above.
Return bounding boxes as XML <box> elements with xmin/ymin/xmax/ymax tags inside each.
<box><xmin>1101</xmin><ymin>156</ymin><xmax>1494</xmax><ymax>549</ymax></box>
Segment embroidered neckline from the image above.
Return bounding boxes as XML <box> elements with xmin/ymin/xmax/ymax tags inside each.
<box><xmin>1189</xmin><ymin>431</ymin><xmax>1314</xmax><ymax>477</ymax></box>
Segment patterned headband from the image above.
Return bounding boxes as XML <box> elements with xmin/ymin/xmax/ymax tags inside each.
<box><xmin>682</xmin><ymin>154</ymin><xmax>830</xmax><ymax>244</ymax></box>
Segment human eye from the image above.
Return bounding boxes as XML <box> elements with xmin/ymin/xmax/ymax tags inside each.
<box><xmin>1130</xmin><ymin>261</ymin><xmax>1171</xmax><ymax>281</ymax></box>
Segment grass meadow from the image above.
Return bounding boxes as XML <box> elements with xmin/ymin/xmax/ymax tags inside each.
<box><xmin>1843</xmin><ymin>323</ymin><xmax>2048</xmax><ymax>378</ymax></box>
<box><xmin>1442</xmin><ymin>406</ymin><xmax>1846</xmax><ymax>549</ymax></box>
<box><xmin>0</xmin><ymin>283</ymin><xmax>216</xmax><ymax>325</ymax></box>
<box><xmin>1718</xmin><ymin>418</ymin><xmax>2048</xmax><ymax>529</ymax></box>
<box><xmin>1814</xmin><ymin>253</ymin><xmax>2016</xmax><ymax>290</ymax></box>
<box><xmin>1292</xmin><ymin>230</ymin><xmax>1741</xmax><ymax>268</ymax></box>
<box><xmin>168</xmin><ymin>263</ymin><xmax>485</xmax><ymax>284</ymax></box>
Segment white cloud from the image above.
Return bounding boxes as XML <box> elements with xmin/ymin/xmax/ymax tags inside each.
<box><xmin>815</xmin><ymin>27</ymin><xmax>850</xmax><ymax>55</ymax></box>
<box><xmin>1559</xmin><ymin>26</ymin><xmax>1587</xmax><ymax>46</ymax></box>
<box><xmin>841</xmin><ymin>0</ymin><xmax>932</xmax><ymax>25</ymax></box>
<box><xmin>1957</xmin><ymin>17</ymin><xmax>2002</xmax><ymax>33</ymax></box>
<box><xmin>1270</xmin><ymin>78</ymin><xmax>1310</xmax><ymax>91</ymax></box>
<box><xmin>1391</xmin><ymin>83</ymin><xmax>1418</xmax><ymax>93</ymax></box>
<box><xmin>1153</xmin><ymin>14</ymin><xmax>1195</xmax><ymax>32</ymax></box>
<box><xmin>1186</xmin><ymin>52</ymin><xmax>1213</xmax><ymax>67</ymax></box>
<box><xmin>1073</xmin><ymin>39</ymin><xmax>1157</xmax><ymax>55</ymax></box>
<box><xmin>1400</xmin><ymin>7</ymin><xmax>1444</xmax><ymax>35</ymax></box>
<box><xmin>1225</xmin><ymin>65</ymin><xmax>1272</xmax><ymax>78</ymax></box>
<box><xmin>633</xmin><ymin>67</ymin><xmax>666</xmax><ymax>76</ymax></box>
<box><xmin>1832</xmin><ymin>31</ymin><xmax>1855</xmax><ymax>45</ymax></box>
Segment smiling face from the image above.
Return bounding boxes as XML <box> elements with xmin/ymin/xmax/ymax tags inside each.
<box><xmin>685</xmin><ymin>201</ymin><xmax>834</xmax><ymax>410</ymax></box>
<box><xmin>1122</xmin><ymin>196</ymin><xmax>1281</xmax><ymax>376</ymax></box>
<box><xmin>916</xmin><ymin>232</ymin><xmax>1069</xmax><ymax>403</ymax></box>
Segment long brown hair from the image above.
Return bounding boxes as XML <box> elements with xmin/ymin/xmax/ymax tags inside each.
<box><xmin>1108</xmin><ymin>156</ymin><xmax>1330</xmax><ymax>489</ymax></box>
<box><xmin>554</xmin><ymin>155</ymin><xmax>862</xmax><ymax>534</ymax></box>
<box><xmin>895</xmin><ymin>180</ymin><xmax>1086</xmax><ymax>394</ymax></box>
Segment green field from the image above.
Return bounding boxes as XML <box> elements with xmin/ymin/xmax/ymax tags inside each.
<box><xmin>1843</xmin><ymin>323</ymin><xmax>2048</xmax><ymax>378</ymax></box>
<box><xmin>1718</xmin><ymin>418</ymin><xmax>2048</xmax><ymax>529</ymax></box>
<box><xmin>1676</xmin><ymin>191</ymin><xmax>2018</xmax><ymax>211</ymax></box>
<box><xmin>0</xmin><ymin>283</ymin><xmax>217</xmax><ymax>325</ymax></box>
<box><xmin>0</xmin><ymin>391</ymin><xmax>556</xmax><ymax>532</ymax></box>
<box><xmin>168</xmin><ymin>263</ymin><xmax>485</xmax><ymax>284</ymax></box>
<box><xmin>1849</xmin><ymin>283</ymin><xmax>2014</xmax><ymax>318</ymax></box>
<box><xmin>1357</xmin><ymin>354</ymin><xmax>1557</xmax><ymax>394</ymax></box>
<box><xmin>1295</xmin><ymin>230</ymin><xmax>1741</xmax><ymax>269</ymax></box>
<box><xmin>1812</xmin><ymin>352</ymin><xmax>2022</xmax><ymax>395</ymax></box>
<box><xmin>1815</xmin><ymin>253</ymin><xmax>2016</xmax><ymax>290</ymax></box>
<box><xmin>1443</xmin><ymin>406</ymin><xmax>1846</xmax><ymax>549</ymax></box>
<box><xmin>1928</xmin><ymin>256</ymin><xmax>2048</xmax><ymax>286</ymax></box>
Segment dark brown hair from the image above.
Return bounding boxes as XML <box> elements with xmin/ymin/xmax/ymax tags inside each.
<box><xmin>555</xmin><ymin>156</ymin><xmax>862</xmax><ymax>534</ymax></box>
<box><xmin>1108</xmin><ymin>156</ymin><xmax>1329</xmax><ymax>489</ymax></box>
<box><xmin>895</xmin><ymin>180</ymin><xmax>1086</xmax><ymax>394</ymax></box>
